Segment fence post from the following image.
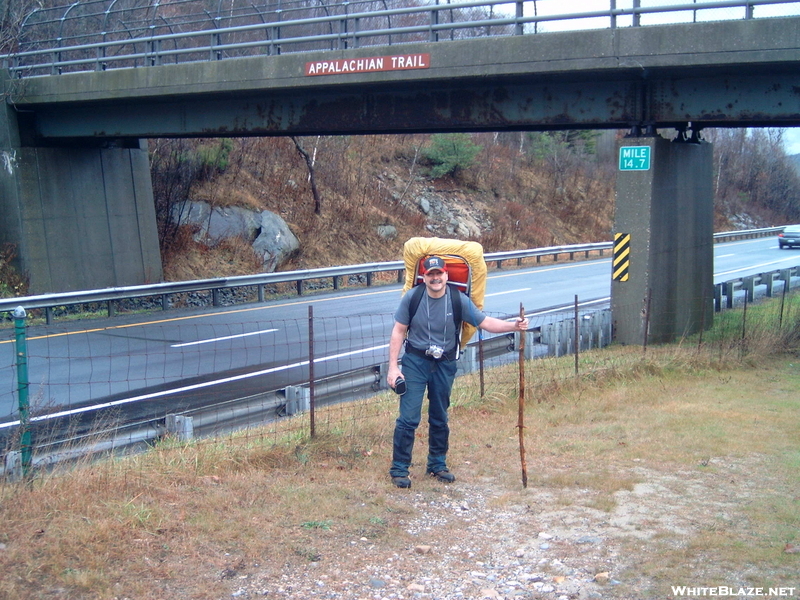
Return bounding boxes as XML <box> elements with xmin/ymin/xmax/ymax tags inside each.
<box><xmin>517</xmin><ymin>303</ymin><xmax>528</xmax><ymax>488</ymax></box>
<box><xmin>308</xmin><ymin>305</ymin><xmax>316</xmax><ymax>438</ymax></box>
<box><xmin>574</xmin><ymin>295</ymin><xmax>579</xmax><ymax>377</ymax></box>
<box><xmin>13</xmin><ymin>307</ymin><xmax>31</xmax><ymax>478</ymax></box>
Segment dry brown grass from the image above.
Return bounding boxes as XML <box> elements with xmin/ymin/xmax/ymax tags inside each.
<box><xmin>1</xmin><ymin>297</ymin><xmax>799</xmax><ymax>599</ymax></box>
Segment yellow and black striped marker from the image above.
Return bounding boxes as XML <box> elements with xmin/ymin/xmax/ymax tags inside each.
<box><xmin>613</xmin><ymin>233</ymin><xmax>630</xmax><ymax>282</ymax></box>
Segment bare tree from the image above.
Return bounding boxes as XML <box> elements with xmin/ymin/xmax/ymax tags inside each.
<box><xmin>291</xmin><ymin>135</ymin><xmax>322</xmax><ymax>215</ymax></box>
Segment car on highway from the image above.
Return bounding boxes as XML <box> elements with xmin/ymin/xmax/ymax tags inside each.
<box><xmin>778</xmin><ymin>225</ymin><xmax>800</xmax><ymax>249</ymax></box>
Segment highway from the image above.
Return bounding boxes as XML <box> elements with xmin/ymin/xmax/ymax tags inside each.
<box><xmin>1</xmin><ymin>236</ymin><xmax>798</xmax><ymax>442</ymax></box>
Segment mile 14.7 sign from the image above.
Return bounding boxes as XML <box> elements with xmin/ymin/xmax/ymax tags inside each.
<box><xmin>619</xmin><ymin>146</ymin><xmax>651</xmax><ymax>171</ymax></box>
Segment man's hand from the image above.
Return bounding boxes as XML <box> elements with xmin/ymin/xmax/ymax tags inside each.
<box><xmin>387</xmin><ymin>365</ymin><xmax>403</xmax><ymax>389</ymax></box>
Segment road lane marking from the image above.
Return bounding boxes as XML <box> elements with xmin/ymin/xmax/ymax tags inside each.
<box><xmin>170</xmin><ymin>328</ymin><xmax>278</xmax><ymax>348</ymax></box>
<box><xmin>0</xmin><ymin>343</ymin><xmax>390</xmax><ymax>429</ymax></box>
<box><xmin>486</xmin><ymin>288</ymin><xmax>531</xmax><ymax>297</ymax></box>
<box><xmin>715</xmin><ymin>256</ymin><xmax>800</xmax><ymax>278</ymax></box>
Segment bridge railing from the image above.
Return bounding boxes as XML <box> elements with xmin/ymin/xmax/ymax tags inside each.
<box><xmin>3</xmin><ymin>0</ymin><xmax>798</xmax><ymax>77</ymax></box>
<box><xmin>0</xmin><ymin>227</ymin><xmax>784</xmax><ymax>324</ymax></box>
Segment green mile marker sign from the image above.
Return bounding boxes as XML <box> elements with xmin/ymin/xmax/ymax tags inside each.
<box><xmin>619</xmin><ymin>146</ymin><xmax>651</xmax><ymax>171</ymax></box>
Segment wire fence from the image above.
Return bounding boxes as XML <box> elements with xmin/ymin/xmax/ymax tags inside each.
<box><xmin>2</xmin><ymin>279</ymin><xmax>799</xmax><ymax>481</ymax></box>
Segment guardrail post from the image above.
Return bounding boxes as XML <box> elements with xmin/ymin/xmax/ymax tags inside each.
<box><xmin>743</xmin><ymin>277</ymin><xmax>755</xmax><ymax>303</ymax></box>
<box><xmin>714</xmin><ymin>283</ymin><xmax>722</xmax><ymax>312</ymax></box>
<box><xmin>457</xmin><ymin>346</ymin><xmax>479</xmax><ymax>374</ymax></box>
<box><xmin>165</xmin><ymin>415</ymin><xmax>194</xmax><ymax>441</ymax></box>
<box><xmin>724</xmin><ymin>281</ymin><xmax>737</xmax><ymax>309</ymax></box>
<box><xmin>282</xmin><ymin>386</ymin><xmax>310</xmax><ymax>416</ymax></box>
<box><xmin>521</xmin><ymin>330</ymin><xmax>540</xmax><ymax>359</ymax></box>
<box><xmin>779</xmin><ymin>269</ymin><xmax>792</xmax><ymax>294</ymax></box>
<box><xmin>4</xmin><ymin>451</ymin><xmax>22</xmax><ymax>482</ymax></box>
<box><xmin>763</xmin><ymin>272</ymin><xmax>775</xmax><ymax>297</ymax></box>
<box><xmin>212</xmin><ymin>288</ymin><xmax>221</xmax><ymax>306</ymax></box>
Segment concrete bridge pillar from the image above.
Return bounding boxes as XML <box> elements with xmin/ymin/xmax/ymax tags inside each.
<box><xmin>1</xmin><ymin>81</ymin><xmax>162</xmax><ymax>294</ymax></box>
<box><xmin>611</xmin><ymin>134</ymin><xmax>714</xmax><ymax>345</ymax></box>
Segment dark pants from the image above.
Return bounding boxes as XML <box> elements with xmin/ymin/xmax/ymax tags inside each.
<box><xmin>389</xmin><ymin>350</ymin><xmax>458</xmax><ymax>477</ymax></box>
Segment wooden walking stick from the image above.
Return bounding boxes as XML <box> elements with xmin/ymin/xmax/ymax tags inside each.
<box><xmin>517</xmin><ymin>303</ymin><xmax>528</xmax><ymax>488</ymax></box>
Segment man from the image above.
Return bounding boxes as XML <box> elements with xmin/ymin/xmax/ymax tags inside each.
<box><xmin>386</xmin><ymin>255</ymin><xmax>530</xmax><ymax>488</ymax></box>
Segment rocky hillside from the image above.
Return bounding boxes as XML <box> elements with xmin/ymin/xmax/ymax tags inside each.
<box><xmin>155</xmin><ymin>130</ymin><xmax>800</xmax><ymax>282</ymax></box>
<box><xmin>158</xmin><ymin>132</ymin><xmax>618</xmax><ymax>280</ymax></box>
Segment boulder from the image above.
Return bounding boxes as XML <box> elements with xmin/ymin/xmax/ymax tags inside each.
<box><xmin>253</xmin><ymin>211</ymin><xmax>300</xmax><ymax>272</ymax></box>
<box><xmin>172</xmin><ymin>200</ymin><xmax>299</xmax><ymax>272</ymax></box>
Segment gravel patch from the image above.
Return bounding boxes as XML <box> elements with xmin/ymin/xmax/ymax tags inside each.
<box><xmin>216</xmin><ymin>456</ymin><xmax>788</xmax><ymax>600</ymax></box>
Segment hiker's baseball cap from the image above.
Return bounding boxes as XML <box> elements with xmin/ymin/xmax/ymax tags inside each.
<box><xmin>422</xmin><ymin>256</ymin><xmax>447</xmax><ymax>274</ymax></box>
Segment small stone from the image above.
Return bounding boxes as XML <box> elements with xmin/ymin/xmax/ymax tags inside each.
<box><xmin>553</xmin><ymin>576</ymin><xmax>566</xmax><ymax>583</ymax></box>
<box><xmin>538</xmin><ymin>532</ymin><xmax>553</xmax><ymax>540</ymax></box>
<box><xmin>407</xmin><ymin>583</ymin><xmax>426</xmax><ymax>592</ymax></box>
<box><xmin>480</xmin><ymin>589</ymin><xmax>502</xmax><ymax>599</ymax></box>
<box><xmin>414</xmin><ymin>545</ymin><xmax>432</xmax><ymax>554</ymax></box>
<box><xmin>514</xmin><ymin>548</ymin><xmax>525</xmax><ymax>557</ymax></box>
<box><xmin>577</xmin><ymin>536</ymin><xmax>601</xmax><ymax>544</ymax></box>
<box><xmin>471</xmin><ymin>571</ymin><xmax>487</xmax><ymax>578</ymax></box>
<box><xmin>368</xmin><ymin>578</ymin><xmax>386</xmax><ymax>589</ymax></box>
<box><xmin>594</xmin><ymin>572</ymin><xmax>610</xmax><ymax>584</ymax></box>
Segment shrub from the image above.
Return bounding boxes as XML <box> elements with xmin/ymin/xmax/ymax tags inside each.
<box><xmin>424</xmin><ymin>133</ymin><xmax>482</xmax><ymax>179</ymax></box>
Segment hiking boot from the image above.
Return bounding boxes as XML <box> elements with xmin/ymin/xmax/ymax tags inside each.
<box><xmin>391</xmin><ymin>476</ymin><xmax>411</xmax><ymax>488</ymax></box>
<box><xmin>428</xmin><ymin>470</ymin><xmax>455</xmax><ymax>483</ymax></box>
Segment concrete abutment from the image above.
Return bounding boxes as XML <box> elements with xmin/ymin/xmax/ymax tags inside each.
<box><xmin>612</xmin><ymin>135</ymin><xmax>714</xmax><ymax>345</ymax></box>
<box><xmin>1</xmin><ymin>88</ymin><xmax>162</xmax><ymax>293</ymax></box>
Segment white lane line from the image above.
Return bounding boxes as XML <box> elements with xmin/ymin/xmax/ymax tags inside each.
<box><xmin>0</xmin><ymin>343</ymin><xmax>389</xmax><ymax>429</ymax></box>
<box><xmin>171</xmin><ymin>328</ymin><xmax>279</xmax><ymax>348</ymax></box>
<box><xmin>715</xmin><ymin>256</ymin><xmax>800</xmax><ymax>278</ymax></box>
<box><xmin>486</xmin><ymin>288</ymin><xmax>531</xmax><ymax>297</ymax></box>
<box><xmin>716</xmin><ymin>253</ymin><xmax>735</xmax><ymax>258</ymax></box>
<box><xmin>527</xmin><ymin>297</ymin><xmax>610</xmax><ymax>317</ymax></box>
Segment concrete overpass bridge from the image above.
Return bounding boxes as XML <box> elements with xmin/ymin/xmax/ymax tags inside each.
<box><xmin>2</xmin><ymin>0</ymin><xmax>799</xmax><ymax>343</ymax></box>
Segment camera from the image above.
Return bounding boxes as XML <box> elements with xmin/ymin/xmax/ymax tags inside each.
<box><xmin>425</xmin><ymin>344</ymin><xmax>444</xmax><ymax>360</ymax></box>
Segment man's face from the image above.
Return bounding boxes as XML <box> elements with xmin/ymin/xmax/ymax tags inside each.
<box><xmin>423</xmin><ymin>269</ymin><xmax>448</xmax><ymax>293</ymax></box>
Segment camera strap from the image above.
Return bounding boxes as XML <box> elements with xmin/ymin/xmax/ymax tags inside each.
<box><xmin>407</xmin><ymin>283</ymin><xmax>463</xmax><ymax>356</ymax></box>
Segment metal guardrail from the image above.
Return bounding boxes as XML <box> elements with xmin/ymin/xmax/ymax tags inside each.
<box><xmin>3</xmin><ymin>0</ymin><xmax>798</xmax><ymax>77</ymax></box>
<box><xmin>0</xmin><ymin>229</ymin><xmax>785</xmax><ymax>322</ymax></box>
<box><xmin>0</xmin><ymin>241</ymin><xmax>610</xmax><ymax>321</ymax></box>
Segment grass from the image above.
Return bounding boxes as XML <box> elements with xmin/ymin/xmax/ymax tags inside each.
<box><xmin>1</xmin><ymin>294</ymin><xmax>799</xmax><ymax>599</ymax></box>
